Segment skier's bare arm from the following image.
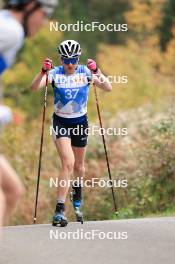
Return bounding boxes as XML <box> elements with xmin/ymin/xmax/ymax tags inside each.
<box><xmin>87</xmin><ymin>59</ymin><xmax>112</xmax><ymax>92</ymax></box>
<box><xmin>31</xmin><ymin>72</ymin><xmax>47</xmax><ymax>91</ymax></box>
<box><xmin>93</xmin><ymin>70</ymin><xmax>112</xmax><ymax>92</ymax></box>
<box><xmin>31</xmin><ymin>58</ymin><xmax>53</xmax><ymax>91</ymax></box>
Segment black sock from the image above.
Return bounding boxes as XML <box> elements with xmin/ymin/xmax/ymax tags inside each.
<box><xmin>55</xmin><ymin>202</ymin><xmax>65</xmax><ymax>213</ymax></box>
<box><xmin>72</xmin><ymin>184</ymin><xmax>82</xmax><ymax>201</ymax></box>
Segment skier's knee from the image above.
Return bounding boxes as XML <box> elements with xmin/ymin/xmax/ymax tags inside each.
<box><xmin>62</xmin><ymin>157</ymin><xmax>75</xmax><ymax>173</ymax></box>
<box><xmin>74</xmin><ymin>164</ymin><xmax>85</xmax><ymax>176</ymax></box>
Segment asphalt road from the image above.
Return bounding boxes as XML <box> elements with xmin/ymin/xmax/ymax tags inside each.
<box><xmin>0</xmin><ymin>217</ymin><xmax>174</xmax><ymax>264</ymax></box>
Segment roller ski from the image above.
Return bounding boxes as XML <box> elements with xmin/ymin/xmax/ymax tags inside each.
<box><xmin>52</xmin><ymin>203</ymin><xmax>68</xmax><ymax>227</ymax></box>
<box><xmin>70</xmin><ymin>185</ymin><xmax>84</xmax><ymax>224</ymax></box>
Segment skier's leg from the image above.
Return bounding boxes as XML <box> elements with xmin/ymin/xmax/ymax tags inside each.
<box><xmin>54</xmin><ymin>137</ymin><xmax>75</xmax><ymax>202</ymax></box>
<box><xmin>52</xmin><ymin>137</ymin><xmax>74</xmax><ymax>226</ymax></box>
<box><xmin>72</xmin><ymin>146</ymin><xmax>86</xmax><ymax>182</ymax></box>
<box><xmin>71</xmin><ymin>146</ymin><xmax>86</xmax><ymax>223</ymax></box>
<box><xmin>0</xmin><ymin>155</ymin><xmax>24</xmax><ymax>224</ymax></box>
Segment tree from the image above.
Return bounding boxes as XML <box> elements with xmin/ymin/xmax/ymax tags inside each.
<box><xmin>159</xmin><ymin>0</ymin><xmax>175</xmax><ymax>51</ymax></box>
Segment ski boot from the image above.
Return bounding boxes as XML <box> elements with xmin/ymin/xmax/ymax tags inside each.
<box><xmin>70</xmin><ymin>185</ymin><xmax>84</xmax><ymax>224</ymax></box>
<box><xmin>52</xmin><ymin>203</ymin><xmax>68</xmax><ymax>227</ymax></box>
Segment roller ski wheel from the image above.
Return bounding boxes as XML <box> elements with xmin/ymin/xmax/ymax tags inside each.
<box><xmin>74</xmin><ymin>207</ymin><xmax>84</xmax><ymax>224</ymax></box>
<box><xmin>52</xmin><ymin>214</ymin><xmax>68</xmax><ymax>227</ymax></box>
<box><xmin>52</xmin><ymin>203</ymin><xmax>68</xmax><ymax>227</ymax></box>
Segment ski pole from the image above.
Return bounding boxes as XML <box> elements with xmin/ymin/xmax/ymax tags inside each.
<box><xmin>33</xmin><ymin>73</ymin><xmax>48</xmax><ymax>224</ymax></box>
<box><xmin>93</xmin><ymin>82</ymin><xmax>118</xmax><ymax>216</ymax></box>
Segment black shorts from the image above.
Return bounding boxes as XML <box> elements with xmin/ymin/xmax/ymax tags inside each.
<box><xmin>52</xmin><ymin>113</ymin><xmax>89</xmax><ymax>147</ymax></box>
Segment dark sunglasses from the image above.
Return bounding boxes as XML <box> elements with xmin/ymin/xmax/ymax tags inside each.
<box><xmin>62</xmin><ymin>57</ymin><xmax>79</xmax><ymax>65</ymax></box>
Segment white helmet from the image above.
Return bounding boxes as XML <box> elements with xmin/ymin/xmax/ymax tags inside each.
<box><xmin>58</xmin><ymin>40</ymin><xmax>81</xmax><ymax>59</ymax></box>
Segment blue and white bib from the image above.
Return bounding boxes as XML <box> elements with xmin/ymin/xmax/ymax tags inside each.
<box><xmin>49</xmin><ymin>65</ymin><xmax>92</xmax><ymax>119</ymax></box>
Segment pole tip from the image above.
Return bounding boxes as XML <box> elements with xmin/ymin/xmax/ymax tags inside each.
<box><xmin>33</xmin><ymin>218</ymin><xmax>36</xmax><ymax>224</ymax></box>
<box><xmin>115</xmin><ymin>211</ymin><xmax>119</xmax><ymax>216</ymax></box>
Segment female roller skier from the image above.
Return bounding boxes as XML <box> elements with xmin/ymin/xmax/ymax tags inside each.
<box><xmin>31</xmin><ymin>40</ymin><xmax>112</xmax><ymax>226</ymax></box>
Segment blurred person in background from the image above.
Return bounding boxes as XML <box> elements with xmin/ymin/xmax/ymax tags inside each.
<box><xmin>0</xmin><ymin>0</ymin><xmax>58</xmax><ymax>75</ymax></box>
<box><xmin>0</xmin><ymin>0</ymin><xmax>58</xmax><ymax>228</ymax></box>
